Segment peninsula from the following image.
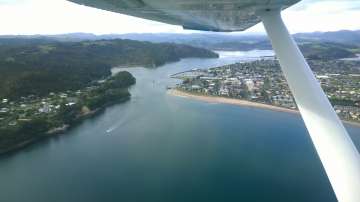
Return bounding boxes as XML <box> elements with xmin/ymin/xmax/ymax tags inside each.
<box><xmin>0</xmin><ymin>38</ymin><xmax>218</xmax><ymax>154</ymax></box>
<box><xmin>0</xmin><ymin>71</ymin><xmax>135</xmax><ymax>154</ymax></box>
<box><xmin>170</xmin><ymin>59</ymin><xmax>360</xmax><ymax>125</ymax></box>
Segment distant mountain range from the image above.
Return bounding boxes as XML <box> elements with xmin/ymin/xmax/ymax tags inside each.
<box><xmin>1</xmin><ymin>30</ymin><xmax>359</xmax><ymax>45</ymax></box>
<box><xmin>294</xmin><ymin>30</ymin><xmax>360</xmax><ymax>45</ymax></box>
<box><xmin>1</xmin><ymin>30</ymin><xmax>359</xmax><ymax>54</ymax></box>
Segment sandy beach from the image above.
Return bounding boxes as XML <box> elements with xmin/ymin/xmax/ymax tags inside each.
<box><xmin>168</xmin><ymin>89</ymin><xmax>299</xmax><ymax>114</ymax></box>
<box><xmin>168</xmin><ymin>89</ymin><xmax>360</xmax><ymax>128</ymax></box>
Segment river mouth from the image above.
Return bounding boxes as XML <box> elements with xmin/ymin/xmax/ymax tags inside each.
<box><xmin>1</xmin><ymin>50</ymin><xmax>357</xmax><ymax>202</ymax></box>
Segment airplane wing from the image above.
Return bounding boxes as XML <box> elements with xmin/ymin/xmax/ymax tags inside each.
<box><xmin>68</xmin><ymin>0</ymin><xmax>300</xmax><ymax>32</ymax></box>
<box><xmin>66</xmin><ymin>1</ymin><xmax>360</xmax><ymax>201</ymax></box>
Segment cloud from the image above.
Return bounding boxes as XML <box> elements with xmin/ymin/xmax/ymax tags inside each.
<box><xmin>0</xmin><ymin>0</ymin><xmax>29</xmax><ymax>5</ymax></box>
<box><xmin>0</xmin><ymin>0</ymin><xmax>189</xmax><ymax>35</ymax></box>
<box><xmin>0</xmin><ymin>0</ymin><xmax>359</xmax><ymax>35</ymax></box>
<box><xmin>291</xmin><ymin>0</ymin><xmax>360</xmax><ymax>12</ymax></box>
<box><xmin>246</xmin><ymin>0</ymin><xmax>360</xmax><ymax>34</ymax></box>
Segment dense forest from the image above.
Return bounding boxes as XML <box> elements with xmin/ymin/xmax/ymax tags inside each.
<box><xmin>90</xmin><ymin>32</ymin><xmax>360</xmax><ymax>59</ymax></box>
<box><xmin>298</xmin><ymin>42</ymin><xmax>359</xmax><ymax>60</ymax></box>
<box><xmin>0</xmin><ymin>38</ymin><xmax>218</xmax><ymax>99</ymax></box>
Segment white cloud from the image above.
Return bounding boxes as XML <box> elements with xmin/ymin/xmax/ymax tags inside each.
<box><xmin>0</xmin><ymin>0</ymin><xmax>187</xmax><ymax>35</ymax></box>
<box><xmin>248</xmin><ymin>0</ymin><xmax>360</xmax><ymax>33</ymax></box>
<box><xmin>0</xmin><ymin>0</ymin><xmax>359</xmax><ymax>35</ymax></box>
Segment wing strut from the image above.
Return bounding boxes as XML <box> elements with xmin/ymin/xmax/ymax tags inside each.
<box><xmin>260</xmin><ymin>9</ymin><xmax>360</xmax><ymax>202</ymax></box>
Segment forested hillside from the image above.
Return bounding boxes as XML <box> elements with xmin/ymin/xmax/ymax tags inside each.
<box><xmin>0</xmin><ymin>39</ymin><xmax>218</xmax><ymax>99</ymax></box>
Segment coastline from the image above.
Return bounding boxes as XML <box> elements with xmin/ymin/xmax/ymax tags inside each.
<box><xmin>0</xmin><ymin>71</ymin><xmax>135</xmax><ymax>156</ymax></box>
<box><xmin>168</xmin><ymin>89</ymin><xmax>360</xmax><ymax>128</ymax></box>
<box><xmin>168</xmin><ymin>89</ymin><xmax>299</xmax><ymax>114</ymax></box>
<box><xmin>0</xmin><ymin>96</ymin><xmax>131</xmax><ymax>156</ymax></box>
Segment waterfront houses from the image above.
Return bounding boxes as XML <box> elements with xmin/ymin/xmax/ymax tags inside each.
<box><xmin>174</xmin><ymin>59</ymin><xmax>360</xmax><ymax>123</ymax></box>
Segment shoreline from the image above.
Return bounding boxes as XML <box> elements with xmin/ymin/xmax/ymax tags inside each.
<box><xmin>168</xmin><ymin>89</ymin><xmax>299</xmax><ymax>114</ymax></box>
<box><xmin>168</xmin><ymin>89</ymin><xmax>360</xmax><ymax>128</ymax></box>
<box><xmin>0</xmin><ymin>96</ymin><xmax>131</xmax><ymax>156</ymax></box>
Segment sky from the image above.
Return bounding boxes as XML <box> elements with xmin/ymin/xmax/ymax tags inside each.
<box><xmin>0</xmin><ymin>0</ymin><xmax>359</xmax><ymax>35</ymax></box>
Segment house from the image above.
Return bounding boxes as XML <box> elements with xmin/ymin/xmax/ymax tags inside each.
<box><xmin>219</xmin><ymin>87</ymin><xmax>229</xmax><ymax>96</ymax></box>
<box><xmin>244</xmin><ymin>79</ymin><xmax>255</xmax><ymax>91</ymax></box>
<box><xmin>38</xmin><ymin>103</ymin><xmax>51</xmax><ymax>113</ymax></box>
<box><xmin>65</xmin><ymin>102</ymin><xmax>76</xmax><ymax>106</ymax></box>
<box><xmin>191</xmin><ymin>85</ymin><xmax>201</xmax><ymax>90</ymax></box>
<box><xmin>8</xmin><ymin>121</ymin><xmax>17</xmax><ymax>126</ymax></box>
<box><xmin>0</xmin><ymin>108</ymin><xmax>9</xmax><ymax>113</ymax></box>
<box><xmin>59</xmin><ymin>93</ymin><xmax>68</xmax><ymax>98</ymax></box>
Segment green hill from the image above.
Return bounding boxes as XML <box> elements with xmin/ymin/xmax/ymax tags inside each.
<box><xmin>0</xmin><ymin>39</ymin><xmax>218</xmax><ymax>99</ymax></box>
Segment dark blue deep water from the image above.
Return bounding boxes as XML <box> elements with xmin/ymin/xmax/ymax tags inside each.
<box><xmin>0</xmin><ymin>51</ymin><xmax>359</xmax><ymax>202</ymax></box>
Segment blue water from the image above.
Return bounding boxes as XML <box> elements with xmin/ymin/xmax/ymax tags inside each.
<box><xmin>0</xmin><ymin>50</ymin><xmax>358</xmax><ymax>202</ymax></box>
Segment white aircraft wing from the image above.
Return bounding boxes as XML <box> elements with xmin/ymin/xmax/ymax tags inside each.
<box><xmin>68</xmin><ymin>0</ymin><xmax>300</xmax><ymax>32</ymax></box>
<box><xmin>67</xmin><ymin>1</ymin><xmax>360</xmax><ymax>201</ymax></box>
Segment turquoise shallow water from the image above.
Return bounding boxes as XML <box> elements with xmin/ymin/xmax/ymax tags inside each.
<box><xmin>0</xmin><ymin>51</ymin><xmax>358</xmax><ymax>202</ymax></box>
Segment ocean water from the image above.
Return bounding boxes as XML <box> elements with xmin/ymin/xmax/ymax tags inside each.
<box><xmin>0</xmin><ymin>51</ymin><xmax>358</xmax><ymax>202</ymax></box>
